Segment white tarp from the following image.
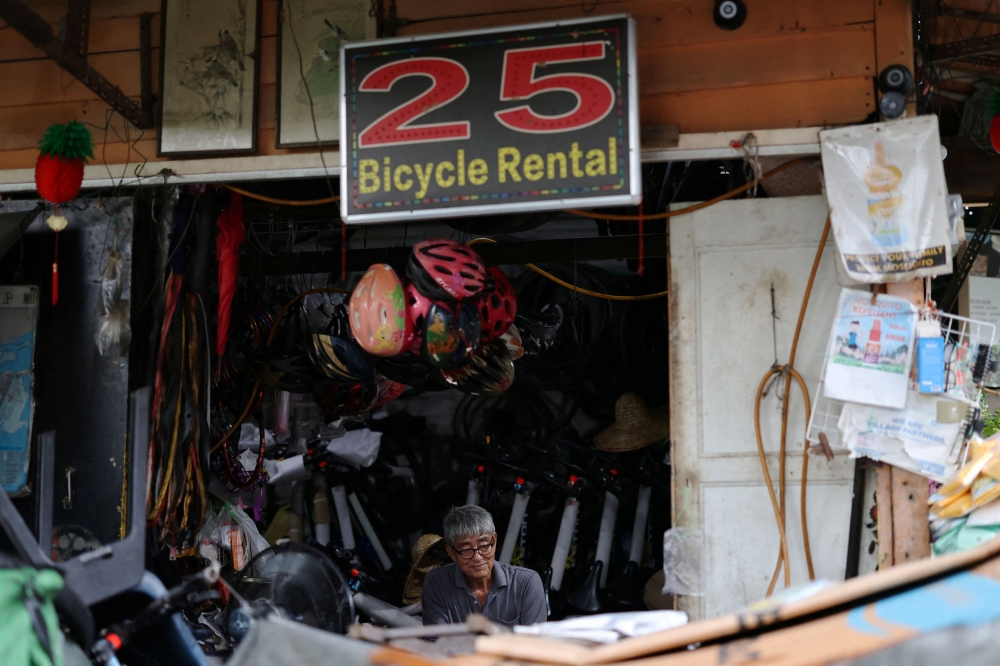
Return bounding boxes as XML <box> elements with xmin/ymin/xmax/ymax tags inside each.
<box><xmin>820</xmin><ymin>115</ymin><xmax>952</xmax><ymax>283</ymax></box>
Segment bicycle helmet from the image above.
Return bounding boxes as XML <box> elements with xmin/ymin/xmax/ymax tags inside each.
<box><xmin>421</xmin><ymin>300</ymin><xmax>481</xmax><ymax>369</ymax></box>
<box><xmin>374</xmin><ymin>352</ymin><xmax>438</xmax><ymax>387</ymax></box>
<box><xmin>500</xmin><ymin>324</ymin><xmax>525</xmax><ymax>360</ymax></box>
<box><xmin>406</xmin><ymin>239</ymin><xmax>487</xmax><ymax>301</ymax></box>
<box><xmin>441</xmin><ymin>339</ymin><xmax>515</xmax><ymax>396</ymax></box>
<box><xmin>349</xmin><ymin>264</ymin><xmax>412</xmax><ymax>357</ymax></box>
<box><xmin>477</xmin><ymin>267</ymin><xmax>517</xmax><ymax>343</ymax></box>
<box><xmin>308</xmin><ymin>334</ymin><xmax>375</xmax><ymax>383</ymax></box>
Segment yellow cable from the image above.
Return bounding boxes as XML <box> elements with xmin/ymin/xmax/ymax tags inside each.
<box><xmin>565</xmin><ymin>156</ymin><xmax>810</xmax><ymax>221</ymax></box>
<box><xmin>467</xmin><ymin>238</ymin><xmax>668</xmax><ymax>301</ymax></box>
<box><xmin>758</xmin><ymin>216</ymin><xmax>829</xmax><ymax>596</ymax></box>
<box><xmin>222</xmin><ymin>184</ymin><xmax>339</xmax><ymax>207</ymax></box>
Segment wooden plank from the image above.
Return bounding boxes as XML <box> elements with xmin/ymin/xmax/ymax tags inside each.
<box><xmin>874</xmin><ymin>0</ymin><xmax>915</xmax><ymax>116</ymax></box>
<box><xmin>890</xmin><ymin>467</ymin><xmax>931</xmax><ymax>565</ymax></box>
<box><xmin>0</xmin><ymin>0</ymin><xmax>159</xmax><ymax>23</ymax></box>
<box><xmin>0</xmin><ymin>51</ymin><xmax>142</xmax><ymax>108</ymax></box>
<box><xmin>260</xmin><ymin>34</ymin><xmax>276</xmax><ymax>86</ymax></box>
<box><xmin>474</xmin><ymin>535</ymin><xmax>1000</xmax><ymax>665</ymax></box>
<box><xmin>396</xmin><ymin>0</ymin><xmax>875</xmax><ymax>50</ymax></box>
<box><xmin>875</xmin><ymin>463</ymin><xmax>894</xmax><ymax>570</ymax></box>
<box><xmin>638</xmin><ymin>24</ymin><xmax>874</xmax><ymax>96</ymax></box>
<box><xmin>0</xmin><ymin>98</ymin><xmax>136</xmax><ymax>153</ymax></box>
<box><xmin>262</xmin><ymin>0</ymin><xmax>278</xmax><ymax>38</ymax></box>
<box><xmin>0</xmin><ymin>14</ymin><xmax>161</xmax><ymax>61</ymax></box>
<box><xmin>640</xmin><ymin>77</ymin><xmax>874</xmax><ymax>133</ymax></box>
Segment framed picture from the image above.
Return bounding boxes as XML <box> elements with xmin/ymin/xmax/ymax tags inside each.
<box><xmin>158</xmin><ymin>0</ymin><xmax>261</xmax><ymax>157</ymax></box>
<box><xmin>276</xmin><ymin>0</ymin><xmax>376</xmax><ymax>148</ymax></box>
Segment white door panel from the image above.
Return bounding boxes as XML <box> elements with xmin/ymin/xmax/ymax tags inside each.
<box><xmin>670</xmin><ymin>195</ymin><xmax>861</xmax><ymax>620</ymax></box>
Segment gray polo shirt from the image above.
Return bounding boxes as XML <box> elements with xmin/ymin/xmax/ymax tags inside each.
<box><xmin>421</xmin><ymin>561</ymin><xmax>547</xmax><ymax>626</ymax></box>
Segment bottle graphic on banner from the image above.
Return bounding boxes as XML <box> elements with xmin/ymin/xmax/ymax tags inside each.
<box><xmin>864</xmin><ymin>142</ymin><xmax>906</xmax><ymax>247</ymax></box>
<box><xmin>864</xmin><ymin>319</ymin><xmax>882</xmax><ymax>365</ymax></box>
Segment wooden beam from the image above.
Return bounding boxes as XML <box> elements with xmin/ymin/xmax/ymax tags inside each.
<box><xmin>890</xmin><ymin>468</ymin><xmax>931</xmax><ymax>564</ymax></box>
<box><xmin>874</xmin><ymin>0</ymin><xmax>915</xmax><ymax>117</ymax></box>
<box><xmin>875</xmin><ymin>463</ymin><xmax>894</xmax><ymax>569</ymax></box>
<box><xmin>0</xmin><ymin>0</ymin><xmax>152</xmax><ymax>129</ymax></box>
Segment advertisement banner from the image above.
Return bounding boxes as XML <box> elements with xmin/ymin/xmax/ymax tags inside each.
<box><xmin>820</xmin><ymin>115</ymin><xmax>953</xmax><ymax>283</ymax></box>
<box><xmin>340</xmin><ymin>15</ymin><xmax>641</xmax><ymax>224</ymax></box>
<box><xmin>823</xmin><ymin>288</ymin><xmax>917</xmax><ymax>409</ymax></box>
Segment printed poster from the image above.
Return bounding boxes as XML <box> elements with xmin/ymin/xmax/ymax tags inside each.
<box><xmin>838</xmin><ymin>391</ymin><xmax>965</xmax><ymax>482</ymax></box>
<box><xmin>820</xmin><ymin>115</ymin><xmax>953</xmax><ymax>283</ymax></box>
<box><xmin>823</xmin><ymin>288</ymin><xmax>916</xmax><ymax>409</ymax></box>
<box><xmin>0</xmin><ymin>286</ymin><xmax>38</xmax><ymax>496</ymax></box>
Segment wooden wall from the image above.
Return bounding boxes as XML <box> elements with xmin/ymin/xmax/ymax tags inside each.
<box><xmin>0</xmin><ymin>0</ymin><xmax>908</xmax><ymax>174</ymax></box>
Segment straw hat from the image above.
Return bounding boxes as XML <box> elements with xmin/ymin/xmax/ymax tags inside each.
<box><xmin>594</xmin><ymin>393</ymin><xmax>669</xmax><ymax>452</ymax></box>
<box><xmin>402</xmin><ymin>533</ymin><xmax>448</xmax><ymax>605</ymax></box>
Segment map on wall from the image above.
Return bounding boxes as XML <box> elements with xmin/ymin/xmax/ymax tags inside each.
<box><xmin>0</xmin><ymin>286</ymin><xmax>38</xmax><ymax>496</ymax></box>
<box><xmin>277</xmin><ymin>0</ymin><xmax>376</xmax><ymax>147</ymax></box>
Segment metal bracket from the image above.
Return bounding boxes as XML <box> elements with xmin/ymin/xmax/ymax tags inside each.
<box><xmin>63</xmin><ymin>0</ymin><xmax>90</xmax><ymax>58</ymax></box>
<box><xmin>941</xmin><ymin>179</ymin><xmax>1000</xmax><ymax>311</ymax></box>
<box><xmin>0</xmin><ymin>0</ymin><xmax>153</xmax><ymax>129</ymax></box>
<box><xmin>930</xmin><ymin>33</ymin><xmax>1000</xmax><ymax>62</ymax></box>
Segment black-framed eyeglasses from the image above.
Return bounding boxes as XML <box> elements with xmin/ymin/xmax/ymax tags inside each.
<box><xmin>452</xmin><ymin>537</ymin><xmax>495</xmax><ymax>561</ymax></box>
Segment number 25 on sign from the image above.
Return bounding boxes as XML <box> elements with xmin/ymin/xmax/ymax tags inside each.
<box><xmin>340</xmin><ymin>15</ymin><xmax>640</xmax><ymax>224</ymax></box>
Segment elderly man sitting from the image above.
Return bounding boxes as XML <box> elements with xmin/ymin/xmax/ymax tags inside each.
<box><xmin>421</xmin><ymin>505</ymin><xmax>546</xmax><ymax>626</ymax></box>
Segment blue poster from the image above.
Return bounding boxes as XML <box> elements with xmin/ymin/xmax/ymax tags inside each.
<box><xmin>0</xmin><ymin>286</ymin><xmax>38</xmax><ymax>496</ymax></box>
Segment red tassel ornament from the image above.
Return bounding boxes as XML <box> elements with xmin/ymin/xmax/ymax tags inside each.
<box><xmin>34</xmin><ymin>121</ymin><xmax>94</xmax><ymax>305</ymax></box>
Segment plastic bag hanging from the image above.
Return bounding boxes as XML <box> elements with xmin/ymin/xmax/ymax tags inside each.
<box><xmin>95</xmin><ymin>251</ymin><xmax>131</xmax><ymax>356</ymax></box>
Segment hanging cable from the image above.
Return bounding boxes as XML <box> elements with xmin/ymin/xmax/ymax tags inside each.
<box><xmin>565</xmin><ymin>156</ymin><xmax>811</xmax><ymax>221</ymax></box>
<box><xmin>468</xmin><ymin>238</ymin><xmax>668</xmax><ymax>301</ymax></box>
<box><xmin>755</xmin><ymin>215</ymin><xmax>829</xmax><ymax>596</ymax></box>
<box><xmin>221</xmin><ymin>184</ymin><xmax>339</xmax><ymax>206</ymax></box>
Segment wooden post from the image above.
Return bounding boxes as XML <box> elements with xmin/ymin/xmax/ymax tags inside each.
<box><xmin>873</xmin><ymin>279</ymin><xmax>932</xmax><ymax>568</ymax></box>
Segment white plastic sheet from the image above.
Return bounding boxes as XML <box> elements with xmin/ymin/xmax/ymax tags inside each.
<box><xmin>820</xmin><ymin>115</ymin><xmax>952</xmax><ymax>284</ymax></box>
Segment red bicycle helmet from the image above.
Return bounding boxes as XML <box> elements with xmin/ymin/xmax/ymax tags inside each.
<box><xmin>405</xmin><ymin>283</ymin><xmax>433</xmax><ymax>354</ymax></box>
<box><xmin>406</xmin><ymin>239</ymin><xmax>487</xmax><ymax>301</ymax></box>
<box><xmin>477</xmin><ymin>267</ymin><xmax>517</xmax><ymax>343</ymax></box>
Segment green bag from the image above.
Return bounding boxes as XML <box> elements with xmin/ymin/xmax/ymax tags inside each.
<box><xmin>0</xmin><ymin>566</ymin><xmax>64</xmax><ymax>666</ymax></box>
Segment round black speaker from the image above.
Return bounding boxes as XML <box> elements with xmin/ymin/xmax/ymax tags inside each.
<box><xmin>878</xmin><ymin>65</ymin><xmax>914</xmax><ymax>95</ymax></box>
<box><xmin>714</xmin><ymin>0</ymin><xmax>747</xmax><ymax>30</ymax></box>
<box><xmin>879</xmin><ymin>91</ymin><xmax>906</xmax><ymax>119</ymax></box>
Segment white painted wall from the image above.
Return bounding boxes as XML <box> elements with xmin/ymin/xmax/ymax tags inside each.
<box><xmin>669</xmin><ymin>195</ymin><xmax>875</xmax><ymax>621</ymax></box>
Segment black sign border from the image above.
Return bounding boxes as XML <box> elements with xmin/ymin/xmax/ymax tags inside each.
<box><xmin>338</xmin><ymin>14</ymin><xmax>640</xmax><ymax>224</ymax></box>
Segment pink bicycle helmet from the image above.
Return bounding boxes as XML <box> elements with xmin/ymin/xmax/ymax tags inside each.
<box><xmin>406</xmin><ymin>239</ymin><xmax>487</xmax><ymax>301</ymax></box>
<box><xmin>477</xmin><ymin>267</ymin><xmax>518</xmax><ymax>343</ymax></box>
<box><xmin>349</xmin><ymin>264</ymin><xmax>412</xmax><ymax>357</ymax></box>
<box><xmin>405</xmin><ymin>283</ymin><xmax>433</xmax><ymax>354</ymax></box>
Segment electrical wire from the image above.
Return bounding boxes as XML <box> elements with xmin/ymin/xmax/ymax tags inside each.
<box><xmin>755</xmin><ymin>215</ymin><xmax>829</xmax><ymax>597</ymax></box>
<box><xmin>564</xmin><ymin>156</ymin><xmax>811</xmax><ymax>221</ymax></box>
<box><xmin>221</xmin><ymin>184</ymin><xmax>339</xmax><ymax>207</ymax></box>
<box><xmin>468</xmin><ymin>238</ymin><xmax>668</xmax><ymax>301</ymax></box>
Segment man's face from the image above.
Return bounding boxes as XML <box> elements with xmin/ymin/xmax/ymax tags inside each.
<box><xmin>447</xmin><ymin>532</ymin><xmax>496</xmax><ymax>581</ymax></box>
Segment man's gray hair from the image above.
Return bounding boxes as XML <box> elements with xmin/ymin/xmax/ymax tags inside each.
<box><xmin>443</xmin><ymin>505</ymin><xmax>495</xmax><ymax>546</ymax></box>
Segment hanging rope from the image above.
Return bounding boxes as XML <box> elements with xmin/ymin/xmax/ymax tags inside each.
<box><xmin>755</xmin><ymin>215</ymin><xmax>829</xmax><ymax>597</ymax></box>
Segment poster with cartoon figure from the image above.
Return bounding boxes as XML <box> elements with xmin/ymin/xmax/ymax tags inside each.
<box><xmin>823</xmin><ymin>288</ymin><xmax>916</xmax><ymax>409</ymax></box>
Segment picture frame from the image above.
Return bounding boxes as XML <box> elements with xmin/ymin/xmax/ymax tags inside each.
<box><xmin>276</xmin><ymin>0</ymin><xmax>376</xmax><ymax>148</ymax></box>
<box><xmin>158</xmin><ymin>0</ymin><xmax>261</xmax><ymax>157</ymax></box>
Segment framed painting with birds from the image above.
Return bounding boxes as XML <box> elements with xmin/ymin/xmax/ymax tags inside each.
<box><xmin>276</xmin><ymin>0</ymin><xmax>376</xmax><ymax>148</ymax></box>
<box><xmin>158</xmin><ymin>0</ymin><xmax>261</xmax><ymax>156</ymax></box>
